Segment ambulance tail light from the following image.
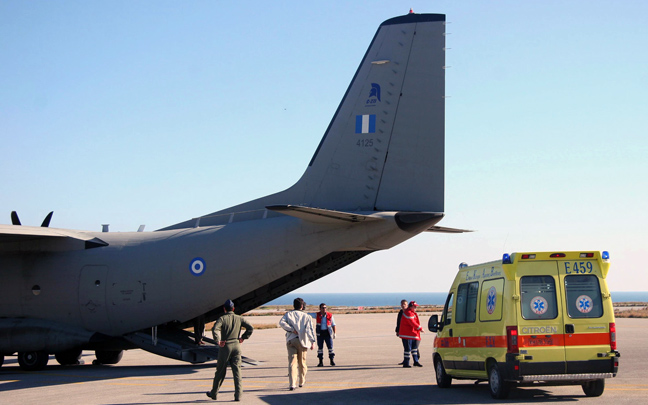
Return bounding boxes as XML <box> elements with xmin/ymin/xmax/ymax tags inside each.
<box><xmin>506</xmin><ymin>326</ymin><xmax>519</xmax><ymax>354</ymax></box>
<box><xmin>550</xmin><ymin>253</ymin><xmax>566</xmax><ymax>258</ymax></box>
<box><xmin>521</xmin><ymin>254</ymin><xmax>536</xmax><ymax>260</ymax></box>
<box><xmin>609</xmin><ymin>322</ymin><xmax>617</xmax><ymax>351</ymax></box>
<box><xmin>580</xmin><ymin>253</ymin><xmax>595</xmax><ymax>258</ymax></box>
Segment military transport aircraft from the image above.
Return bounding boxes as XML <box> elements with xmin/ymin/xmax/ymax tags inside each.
<box><xmin>0</xmin><ymin>12</ymin><xmax>463</xmax><ymax>371</ymax></box>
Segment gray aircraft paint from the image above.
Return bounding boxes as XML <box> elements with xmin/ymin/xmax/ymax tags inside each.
<box><xmin>0</xmin><ymin>13</ymin><xmax>453</xmax><ymax>366</ymax></box>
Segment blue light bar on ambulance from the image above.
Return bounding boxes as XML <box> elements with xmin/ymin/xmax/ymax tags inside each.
<box><xmin>458</xmin><ymin>262</ymin><xmax>468</xmax><ymax>269</ymax></box>
<box><xmin>502</xmin><ymin>253</ymin><xmax>512</xmax><ymax>264</ymax></box>
<box><xmin>602</xmin><ymin>251</ymin><xmax>610</xmax><ymax>260</ymax></box>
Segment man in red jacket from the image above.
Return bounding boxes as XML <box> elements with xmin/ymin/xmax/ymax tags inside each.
<box><xmin>398</xmin><ymin>301</ymin><xmax>424</xmax><ymax>367</ymax></box>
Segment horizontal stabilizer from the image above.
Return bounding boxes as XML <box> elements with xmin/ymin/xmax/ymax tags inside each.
<box><xmin>266</xmin><ymin>205</ymin><xmax>383</xmax><ymax>224</ymax></box>
<box><xmin>426</xmin><ymin>225</ymin><xmax>474</xmax><ymax>233</ymax></box>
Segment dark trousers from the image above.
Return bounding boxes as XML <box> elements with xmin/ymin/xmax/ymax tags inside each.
<box><xmin>401</xmin><ymin>339</ymin><xmax>420</xmax><ymax>365</ymax></box>
<box><xmin>210</xmin><ymin>342</ymin><xmax>242</xmax><ymax>400</ymax></box>
<box><xmin>317</xmin><ymin>330</ymin><xmax>334</xmax><ymax>359</ymax></box>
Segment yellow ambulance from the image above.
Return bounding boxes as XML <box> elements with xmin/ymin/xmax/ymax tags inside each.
<box><xmin>429</xmin><ymin>251</ymin><xmax>620</xmax><ymax>399</ymax></box>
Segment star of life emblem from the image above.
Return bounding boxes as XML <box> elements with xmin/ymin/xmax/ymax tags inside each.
<box><xmin>487</xmin><ymin>286</ymin><xmax>497</xmax><ymax>314</ymax></box>
<box><xmin>531</xmin><ymin>296</ymin><xmax>548</xmax><ymax>315</ymax></box>
<box><xmin>576</xmin><ymin>295</ymin><xmax>593</xmax><ymax>313</ymax></box>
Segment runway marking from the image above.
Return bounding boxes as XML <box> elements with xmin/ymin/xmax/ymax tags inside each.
<box><xmin>109</xmin><ymin>382</ymin><xmax>166</xmax><ymax>386</ymax></box>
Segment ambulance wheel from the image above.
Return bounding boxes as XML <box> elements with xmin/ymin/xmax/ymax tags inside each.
<box><xmin>94</xmin><ymin>350</ymin><xmax>123</xmax><ymax>365</ymax></box>
<box><xmin>55</xmin><ymin>348</ymin><xmax>83</xmax><ymax>365</ymax></box>
<box><xmin>17</xmin><ymin>351</ymin><xmax>49</xmax><ymax>371</ymax></box>
<box><xmin>434</xmin><ymin>357</ymin><xmax>452</xmax><ymax>388</ymax></box>
<box><xmin>488</xmin><ymin>362</ymin><xmax>510</xmax><ymax>399</ymax></box>
<box><xmin>582</xmin><ymin>379</ymin><xmax>605</xmax><ymax>397</ymax></box>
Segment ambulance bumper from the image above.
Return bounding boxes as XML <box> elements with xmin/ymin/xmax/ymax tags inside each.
<box><xmin>521</xmin><ymin>373</ymin><xmax>614</xmax><ymax>382</ymax></box>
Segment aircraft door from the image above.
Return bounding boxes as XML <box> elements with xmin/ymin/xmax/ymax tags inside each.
<box><xmin>79</xmin><ymin>265</ymin><xmax>111</xmax><ymax>333</ymax></box>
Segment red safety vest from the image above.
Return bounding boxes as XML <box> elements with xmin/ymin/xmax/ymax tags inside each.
<box><xmin>316</xmin><ymin>312</ymin><xmax>333</xmax><ymax>328</ymax></box>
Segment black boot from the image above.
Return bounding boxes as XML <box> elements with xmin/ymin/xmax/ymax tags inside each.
<box><xmin>330</xmin><ymin>358</ymin><xmax>336</xmax><ymax>366</ymax></box>
<box><xmin>317</xmin><ymin>358</ymin><xmax>324</xmax><ymax>367</ymax></box>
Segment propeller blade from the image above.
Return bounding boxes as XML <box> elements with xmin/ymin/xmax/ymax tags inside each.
<box><xmin>41</xmin><ymin>211</ymin><xmax>53</xmax><ymax>227</ymax></box>
<box><xmin>11</xmin><ymin>211</ymin><xmax>21</xmax><ymax>225</ymax></box>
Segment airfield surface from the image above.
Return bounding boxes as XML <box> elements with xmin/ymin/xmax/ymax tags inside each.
<box><xmin>0</xmin><ymin>313</ymin><xmax>646</xmax><ymax>404</ymax></box>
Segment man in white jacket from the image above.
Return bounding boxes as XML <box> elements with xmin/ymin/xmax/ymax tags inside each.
<box><xmin>279</xmin><ymin>298</ymin><xmax>317</xmax><ymax>390</ymax></box>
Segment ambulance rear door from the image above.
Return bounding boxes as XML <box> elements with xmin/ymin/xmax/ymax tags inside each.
<box><xmin>558</xmin><ymin>257</ymin><xmax>613</xmax><ymax>374</ymax></box>
<box><xmin>516</xmin><ymin>260</ymin><xmax>567</xmax><ymax>375</ymax></box>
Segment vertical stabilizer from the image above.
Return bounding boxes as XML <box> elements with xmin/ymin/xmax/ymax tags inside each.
<box><xmin>163</xmin><ymin>13</ymin><xmax>446</xmax><ymax>230</ymax></box>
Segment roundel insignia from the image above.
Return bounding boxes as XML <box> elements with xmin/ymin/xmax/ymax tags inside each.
<box><xmin>189</xmin><ymin>257</ymin><xmax>206</xmax><ymax>276</ymax></box>
<box><xmin>530</xmin><ymin>296</ymin><xmax>548</xmax><ymax>315</ymax></box>
<box><xmin>576</xmin><ymin>295</ymin><xmax>593</xmax><ymax>313</ymax></box>
<box><xmin>487</xmin><ymin>286</ymin><xmax>497</xmax><ymax>314</ymax></box>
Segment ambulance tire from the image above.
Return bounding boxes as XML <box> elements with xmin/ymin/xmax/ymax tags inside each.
<box><xmin>582</xmin><ymin>379</ymin><xmax>605</xmax><ymax>397</ymax></box>
<box><xmin>434</xmin><ymin>357</ymin><xmax>452</xmax><ymax>388</ymax></box>
<box><xmin>488</xmin><ymin>362</ymin><xmax>510</xmax><ymax>399</ymax></box>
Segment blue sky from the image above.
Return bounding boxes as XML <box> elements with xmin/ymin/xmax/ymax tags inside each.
<box><xmin>1</xmin><ymin>1</ymin><xmax>646</xmax><ymax>293</ymax></box>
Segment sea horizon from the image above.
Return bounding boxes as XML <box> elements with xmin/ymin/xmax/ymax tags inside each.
<box><xmin>266</xmin><ymin>291</ymin><xmax>648</xmax><ymax>307</ymax></box>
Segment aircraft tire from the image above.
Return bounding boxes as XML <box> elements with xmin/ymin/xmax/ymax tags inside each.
<box><xmin>55</xmin><ymin>349</ymin><xmax>83</xmax><ymax>366</ymax></box>
<box><xmin>582</xmin><ymin>379</ymin><xmax>605</xmax><ymax>397</ymax></box>
<box><xmin>95</xmin><ymin>350</ymin><xmax>123</xmax><ymax>365</ymax></box>
<box><xmin>17</xmin><ymin>351</ymin><xmax>49</xmax><ymax>371</ymax></box>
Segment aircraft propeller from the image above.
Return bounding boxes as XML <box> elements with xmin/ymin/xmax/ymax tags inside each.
<box><xmin>10</xmin><ymin>211</ymin><xmax>54</xmax><ymax>227</ymax></box>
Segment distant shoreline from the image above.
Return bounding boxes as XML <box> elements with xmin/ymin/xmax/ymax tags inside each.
<box><xmin>266</xmin><ymin>291</ymin><xmax>648</xmax><ymax>307</ymax></box>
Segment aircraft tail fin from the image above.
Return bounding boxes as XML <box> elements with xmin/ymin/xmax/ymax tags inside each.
<box><xmin>163</xmin><ymin>13</ymin><xmax>446</xmax><ymax>230</ymax></box>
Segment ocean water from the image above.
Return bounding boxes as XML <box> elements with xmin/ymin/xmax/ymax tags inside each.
<box><xmin>266</xmin><ymin>291</ymin><xmax>648</xmax><ymax>307</ymax></box>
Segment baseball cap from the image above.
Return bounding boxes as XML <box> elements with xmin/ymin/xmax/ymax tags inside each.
<box><xmin>409</xmin><ymin>301</ymin><xmax>419</xmax><ymax>307</ymax></box>
<box><xmin>224</xmin><ymin>299</ymin><xmax>235</xmax><ymax>310</ymax></box>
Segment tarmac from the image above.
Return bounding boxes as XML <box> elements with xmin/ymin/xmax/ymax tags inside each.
<box><xmin>0</xmin><ymin>312</ymin><xmax>646</xmax><ymax>404</ymax></box>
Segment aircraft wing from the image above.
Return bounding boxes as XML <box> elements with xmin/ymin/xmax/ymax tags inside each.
<box><xmin>0</xmin><ymin>225</ymin><xmax>108</xmax><ymax>253</ymax></box>
<box><xmin>266</xmin><ymin>205</ymin><xmax>383</xmax><ymax>224</ymax></box>
<box><xmin>426</xmin><ymin>225</ymin><xmax>474</xmax><ymax>233</ymax></box>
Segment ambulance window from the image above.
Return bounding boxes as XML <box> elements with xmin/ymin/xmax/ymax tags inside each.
<box><xmin>520</xmin><ymin>276</ymin><xmax>558</xmax><ymax>320</ymax></box>
<box><xmin>442</xmin><ymin>292</ymin><xmax>454</xmax><ymax>326</ymax></box>
<box><xmin>455</xmin><ymin>282</ymin><xmax>479</xmax><ymax>323</ymax></box>
<box><xmin>564</xmin><ymin>275</ymin><xmax>603</xmax><ymax>318</ymax></box>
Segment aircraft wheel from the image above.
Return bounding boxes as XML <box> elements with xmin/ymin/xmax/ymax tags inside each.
<box><xmin>582</xmin><ymin>379</ymin><xmax>605</xmax><ymax>397</ymax></box>
<box><xmin>488</xmin><ymin>362</ymin><xmax>510</xmax><ymax>399</ymax></box>
<box><xmin>434</xmin><ymin>356</ymin><xmax>452</xmax><ymax>388</ymax></box>
<box><xmin>18</xmin><ymin>351</ymin><xmax>49</xmax><ymax>371</ymax></box>
<box><xmin>95</xmin><ymin>350</ymin><xmax>123</xmax><ymax>365</ymax></box>
<box><xmin>55</xmin><ymin>349</ymin><xmax>83</xmax><ymax>366</ymax></box>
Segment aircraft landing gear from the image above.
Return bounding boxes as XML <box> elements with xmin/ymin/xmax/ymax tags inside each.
<box><xmin>93</xmin><ymin>350</ymin><xmax>123</xmax><ymax>365</ymax></box>
<box><xmin>17</xmin><ymin>351</ymin><xmax>49</xmax><ymax>371</ymax></box>
<box><xmin>55</xmin><ymin>348</ymin><xmax>83</xmax><ymax>366</ymax></box>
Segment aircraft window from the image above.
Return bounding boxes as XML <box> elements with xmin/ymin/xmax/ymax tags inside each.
<box><xmin>455</xmin><ymin>282</ymin><xmax>478</xmax><ymax>323</ymax></box>
<box><xmin>564</xmin><ymin>275</ymin><xmax>603</xmax><ymax>318</ymax></box>
<box><xmin>95</xmin><ymin>280</ymin><xmax>101</xmax><ymax>287</ymax></box>
<box><xmin>442</xmin><ymin>292</ymin><xmax>454</xmax><ymax>326</ymax></box>
<box><xmin>32</xmin><ymin>285</ymin><xmax>41</xmax><ymax>296</ymax></box>
<box><xmin>520</xmin><ymin>276</ymin><xmax>558</xmax><ymax>320</ymax></box>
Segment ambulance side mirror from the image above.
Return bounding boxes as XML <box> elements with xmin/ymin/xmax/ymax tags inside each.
<box><xmin>428</xmin><ymin>314</ymin><xmax>441</xmax><ymax>332</ymax></box>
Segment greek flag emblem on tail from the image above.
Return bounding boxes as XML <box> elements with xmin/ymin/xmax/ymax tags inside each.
<box><xmin>355</xmin><ymin>114</ymin><xmax>376</xmax><ymax>134</ymax></box>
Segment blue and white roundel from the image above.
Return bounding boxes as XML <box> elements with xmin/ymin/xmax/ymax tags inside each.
<box><xmin>487</xmin><ymin>286</ymin><xmax>497</xmax><ymax>314</ymax></box>
<box><xmin>576</xmin><ymin>295</ymin><xmax>593</xmax><ymax>313</ymax></box>
<box><xmin>189</xmin><ymin>257</ymin><xmax>206</xmax><ymax>276</ymax></box>
<box><xmin>531</xmin><ymin>296</ymin><xmax>548</xmax><ymax>315</ymax></box>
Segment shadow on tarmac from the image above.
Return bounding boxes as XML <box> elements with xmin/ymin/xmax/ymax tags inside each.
<box><xmin>259</xmin><ymin>383</ymin><xmax>582</xmax><ymax>405</ymax></box>
<box><xmin>0</xmin><ymin>353</ymin><xmax>213</xmax><ymax>392</ymax></box>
